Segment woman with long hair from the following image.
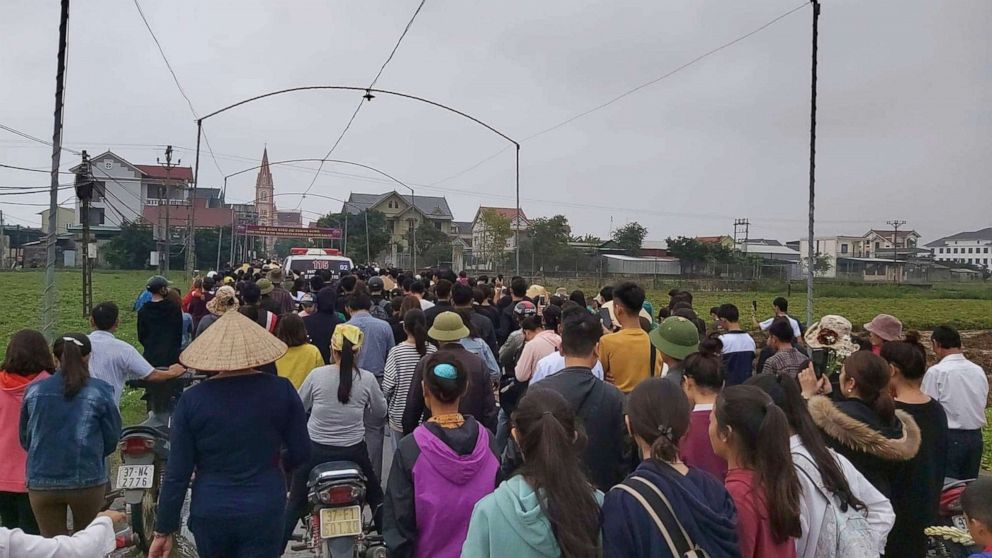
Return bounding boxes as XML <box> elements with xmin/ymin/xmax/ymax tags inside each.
<box><xmin>0</xmin><ymin>330</ymin><xmax>53</xmax><ymax>534</ymax></box>
<box><xmin>273</xmin><ymin>312</ymin><xmax>324</xmax><ymax>389</ymax></box>
<box><xmin>604</xmin><ymin>378</ymin><xmax>738</xmax><ymax>557</ymax></box>
<box><xmin>709</xmin><ymin>385</ymin><xmax>802</xmax><ymax>558</ymax></box>
<box><xmin>679</xmin><ymin>338</ymin><xmax>728</xmax><ymax>480</ymax></box>
<box><xmin>807</xmin><ymin>351</ymin><xmax>920</xmax><ymax>497</ymax></box>
<box><xmin>383</xmin><ymin>309</ymin><xmax>437</xmax><ymax>449</ymax></box>
<box><xmin>880</xmin><ymin>334</ymin><xmax>948</xmax><ymax>557</ymax></box>
<box><xmin>748</xmin><ymin>372</ymin><xmax>895</xmax><ymax>556</ymax></box>
<box><xmin>283</xmin><ymin>324</ymin><xmax>387</xmax><ymax>549</ymax></box>
<box><xmin>19</xmin><ymin>333</ymin><xmax>120</xmax><ymax>537</ymax></box>
<box><xmin>384</xmin><ymin>356</ymin><xmax>500</xmax><ymax>557</ymax></box>
<box><xmin>463</xmin><ymin>388</ymin><xmax>601</xmax><ymax>557</ymax></box>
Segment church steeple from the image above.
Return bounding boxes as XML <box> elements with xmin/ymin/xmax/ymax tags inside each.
<box><xmin>254</xmin><ymin>147</ymin><xmax>275</xmax><ymax>226</ymax></box>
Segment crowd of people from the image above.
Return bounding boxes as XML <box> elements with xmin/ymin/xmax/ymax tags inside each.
<box><xmin>0</xmin><ymin>260</ymin><xmax>989</xmax><ymax>558</ymax></box>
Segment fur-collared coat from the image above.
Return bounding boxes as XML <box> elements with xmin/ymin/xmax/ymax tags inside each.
<box><xmin>808</xmin><ymin>395</ymin><xmax>921</xmax><ymax>497</ymax></box>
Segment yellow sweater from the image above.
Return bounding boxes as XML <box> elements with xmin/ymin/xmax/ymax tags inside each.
<box><xmin>275</xmin><ymin>344</ymin><xmax>325</xmax><ymax>389</ymax></box>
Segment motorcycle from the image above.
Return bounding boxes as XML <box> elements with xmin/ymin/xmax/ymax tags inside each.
<box><xmin>291</xmin><ymin>460</ymin><xmax>388</xmax><ymax>558</ymax></box>
<box><xmin>925</xmin><ymin>477</ymin><xmax>981</xmax><ymax>558</ymax></box>
<box><xmin>116</xmin><ymin>372</ymin><xmax>206</xmax><ymax>552</ymax></box>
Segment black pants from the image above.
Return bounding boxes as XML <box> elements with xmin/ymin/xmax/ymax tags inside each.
<box><xmin>946</xmin><ymin>429</ymin><xmax>983</xmax><ymax>480</ymax></box>
<box><xmin>282</xmin><ymin>440</ymin><xmax>383</xmax><ymax>551</ymax></box>
<box><xmin>0</xmin><ymin>491</ymin><xmax>39</xmax><ymax>534</ymax></box>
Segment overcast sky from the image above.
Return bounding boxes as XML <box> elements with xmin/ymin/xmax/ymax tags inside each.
<box><xmin>2</xmin><ymin>0</ymin><xmax>989</xmax><ymax>243</ymax></box>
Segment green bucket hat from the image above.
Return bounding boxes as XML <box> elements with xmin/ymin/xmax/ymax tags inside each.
<box><xmin>649</xmin><ymin>316</ymin><xmax>699</xmax><ymax>360</ymax></box>
<box><xmin>429</xmin><ymin>311</ymin><xmax>470</xmax><ymax>343</ymax></box>
<box><xmin>256</xmin><ymin>278</ymin><xmax>273</xmax><ymax>295</ymax></box>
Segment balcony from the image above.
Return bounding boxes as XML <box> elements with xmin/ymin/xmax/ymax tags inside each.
<box><xmin>146</xmin><ymin>198</ymin><xmax>188</xmax><ymax>207</ymax></box>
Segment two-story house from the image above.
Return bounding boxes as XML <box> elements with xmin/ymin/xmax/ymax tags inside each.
<box><xmin>927</xmin><ymin>227</ymin><xmax>992</xmax><ymax>269</ymax></box>
<box><xmin>798</xmin><ymin>229</ymin><xmax>922</xmax><ymax>280</ymax></box>
<box><xmin>343</xmin><ymin>191</ymin><xmax>456</xmax><ymax>265</ymax></box>
<box><xmin>470</xmin><ymin>207</ymin><xmax>529</xmax><ymax>267</ymax></box>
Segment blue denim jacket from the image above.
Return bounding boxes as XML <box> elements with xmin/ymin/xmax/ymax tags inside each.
<box><xmin>19</xmin><ymin>373</ymin><xmax>121</xmax><ymax>489</ymax></box>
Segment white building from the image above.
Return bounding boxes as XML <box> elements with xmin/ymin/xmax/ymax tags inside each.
<box><xmin>68</xmin><ymin>151</ymin><xmax>192</xmax><ymax>228</ymax></box>
<box><xmin>926</xmin><ymin>227</ymin><xmax>992</xmax><ymax>269</ymax></box>
<box><xmin>470</xmin><ymin>207</ymin><xmax>529</xmax><ymax>264</ymax></box>
<box><xmin>798</xmin><ymin>229</ymin><xmax>921</xmax><ymax>278</ymax></box>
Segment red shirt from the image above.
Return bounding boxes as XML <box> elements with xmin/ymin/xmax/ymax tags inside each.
<box><xmin>725</xmin><ymin>468</ymin><xmax>796</xmax><ymax>558</ymax></box>
<box><xmin>680</xmin><ymin>406</ymin><xmax>727</xmax><ymax>481</ymax></box>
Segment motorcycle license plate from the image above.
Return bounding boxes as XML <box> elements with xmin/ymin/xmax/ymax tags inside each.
<box><xmin>116</xmin><ymin>464</ymin><xmax>154</xmax><ymax>489</ymax></box>
<box><xmin>319</xmin><ymin>506</ymin><xmax>362</xmax><ymax>539</ymax></box>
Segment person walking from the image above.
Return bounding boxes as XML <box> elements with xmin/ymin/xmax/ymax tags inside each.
<box><xmin>137</xmin><ymin>275</ymin><xmax>183</xmax><ymax>369</ymax></box>
<box><xmin>514</xmin><ymin>315</ymin><xmax>561</xmax><ymax>384</ymax></box>
<box><xmin>274</xmin><ymin>313</ymin><xmax>325</xmax><ymax>389</ymax></box>
<box><xmin>454</xmin><ymin>310</ymin><xmax>501</xmax><ymax>383</ymax></box>
<box><xmin>384</xmin><ymin>358</ymin><xmax>500</xmax><ymax>558</ymax></box>
<box><xmin>452</xmin><ymin>283</ymin><xmax>498</xmax><ymax>357</ymax></box>
<box><xmin>149</xmin><ymin>311</ymin><xmax>310</xmax><ymax>558</ymax></box>
<box><xmin>752</xmin><ymin>372</ymin><xmax>895</xmax><ymax>557</ymax></box>
<box><xmin>266</xmin><ymin>269</ymin><xmax>296</xmax><ymax>315</ymax></box>
<box><xmin>194</xmin><ymin>285</ymin><xmax>239</xmax><ymax>338</ymax></box>
<box><xmin>922</xmin><ymin>325</ymin><xmax>988</xmax><ymax>481</ymax></box>
<box><xmin>709</xmin><ymin>385</ymin><xmax>802</xmax><ymax>558</ymax></box>
<box><xmin>402</xmin><ymin>312</ymin><xmax>499</xmax><ymax>436</ymax></box>
<box><xmin>424</xmin><ymin>279</ymin><xmax>454</xmax><ymax>328</ymax></box>
<box><xmin>716</xmin><ymin>304</ymin><xmax>756</xmax><ymax>386</ymax></box>
<box><xmin>602</xmin><ymin>378</ymin><xmax>739</xmax><ymax>558</ymax></box>
<box><xmin>383</xmin><ymin>309</ymin><xmax>436</xmax><ymax>450</ymax></box>
<box><xmin>599</xmin><ymin>282</ymin><xmax>663</xmax><ymax>394</ymax></box>
<box><xmin>879</xmin><ymin>335</ymin><xmax>948</xmax><ymax>558</ymax></box>
<box><xmin>283</xmin><ymin>324</ymin><xmax>387</xmax><ymax>550</ymax></box>
<box><xmin>345</xmin><ymin>293</ymin><xmax>394</xmax><ymax>479</ymax></box>
<box><xmin>0</xmin><ymin>330</ymin><xmax>52</xmax><ymax>534</ymax></box>
<box><xmin>19</xmin><ymin>333</ymin><xmax>121</xmax><ymax>537</ymax></box>
<box><xmin>761</xmin><ymin>318</ymin><xmax>809</xmax><ymax>378</ymax></box>
<box><xmin>677</xmin><ymin>339</ymin><xmax>728</xmax><ymax>480</ymax></box>
<box><xmin>530</xmin><ymin>311</ymin><xmax>626</xmax><ymax>491</ymax></box>
<box><xmin>648</xmin><ymin>315</ymin><xmax>699</xmax><ymax>386</ymax></box>
<box><xmin>808</xmin><ymin>351</ymin><xmax>920</xmax><ymax>498</ymax></box>
<box><xmin>462</xmin><ymin>389</ymin><xmax>602</xmax><ymax>558</ymax></box>
<box><xmin>240</xmin><ymin>282</ymin><xmax>279</xmax><ymax>333</ymax></box>
<box><xmin>303</xmin><ymin>287</ymin><xmax>343</xmax><ymax>365</ymax></box>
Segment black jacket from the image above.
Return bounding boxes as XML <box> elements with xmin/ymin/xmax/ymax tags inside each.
<box><xmin>382</xmin><ymin>418</ymin><xmax>501</xmax><ymax>558</ymax></box>
<box><xmin>423</xmin><ymin>300</ymin><xmax>454</xmax><ymax>329</ymax></box>
<box><xmin>808</xmin><ymin>395</ymin><xmax>921</xmax><ymax>497</ymax></box>
<box><xmin>532</xmin><ymin>367</ymin><xmax>628</xmax><ymax>490</ymax></box>
<box><xmin>401</xmin><ymin>345</ymin><xmax>498</xmax><ymax>436</ymax></box>
<box><xmin>137</xmin><ymin>299</ymin><xmax>183</xmax><ymax>367</ymax></box>
<box><xmin>303</xmin><ymin>288</ymin><xmax>342</xmax><ymax>365</ymax></box>
<box><xmin>496</xmin><ymin>296</ymin><xmax>530</xmax><ymax>345</ymax></box>
<box><xmin>475</xmin><ymin>304</ymin><xmax>501</xmax><ymax>335</ymax></box>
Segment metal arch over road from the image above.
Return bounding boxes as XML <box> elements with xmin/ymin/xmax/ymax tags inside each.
<box><xmin>190</xmin><ymin>85</ymin><xmax>522</xmax><ymax>278</ymax></box>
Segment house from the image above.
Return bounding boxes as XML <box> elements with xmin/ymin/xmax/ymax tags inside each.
<box><xmin>342</xmin><ymin>191</ymin><xmax>455</xmax><ymax>265</ymax></box>
<box><xmin>926</xmin><ymin>227</ymin><xmax>992</xmax><ymax>270</ymax></box>
<box><xmin>863</xmin><ymin>229</ymin><xmax>921</xmax><ymax>259</ymax></box>
<box><xmin>39</xmin><ymin>207</ymin><xmax>77</xmax><ymax>235</ymax></box>
<box><xmin>737</xmin><ymin>240</ymin><xmax>800</xmax><ymax>262</ymax></box>
<box><xmin>798</xmin><ymin>229</ymin><xmax>923</xmax><ymax>278</ymax></box>
<box><xmin>471</xmin><ymin>207</ymin><xmax>529</xmax><ymax>265</ymax></box>
<box><xmin>68</xmin><ymin>151</ymin><xmax>193</xmax><ymax>229</ymax></box>
<box><xmin>641</xmin><ymin>240</ymin><xmax>669</xmax><ymax>257</ymax></box>
<box><xmin>695</xmin><ymin>235</ymin><xmax>735</xmax><ymax>249</ymax></box>
<box><xmin>452</xmin><ymin>221</ymin><xmax>474</xmax><ymax>249</ymax></box>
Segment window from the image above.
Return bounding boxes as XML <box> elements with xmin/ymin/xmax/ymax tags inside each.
<box><xmin>85</xmin><ymin>207</ymin><xmax>105</xmax><ymax>225</ymax></box>
<box><xmin>407</xmin><ymin>218</ymin><xmax>415</xmax><ymax>231</ymax></box>
<box><xmin>874</xmin><ymin>242</ymin><xmax>880</xmax><ymax>250</ymax></box>
<box><xmin>91</xmin><ymin>181</ymin><xmax>106</xmax><ymax>201</ymax></box>
<box><xmin>841</xmin><ymin>243</ymin><xmax>849</xmax><ymax>254</ymax></box>
<box><xmin>953</xmin><ymin>248</ymin><xmax>958</xmax><ymax>254</ymax></box>
<box><xmin>985</xmin><ymin>247</ymin><xmax>989</xmax><ymax>253</ymax></box>
<box><xmin>968</xmin><ymin>247</ymin><xmax>974</xmax><ymax>254</ymax></box>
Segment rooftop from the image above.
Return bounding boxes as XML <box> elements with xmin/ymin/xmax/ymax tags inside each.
<box><xmin>344</xmin><ymin>191</ymin><xmax>453</xmax><ymax>219</ymax></box>
<box><xmin>925</xmin><ymin>227</ymin><xmax>992</xmax><ymax>247</ymax></box>
<box><xmin>475</xmin><ymin>206</ymin><xmax>529</xmax><ymax>222</ymax></box>
<box><xmin>134</xmin><ymin>164</ymin><xmax>194</xmax><ymax>182</ymax></box>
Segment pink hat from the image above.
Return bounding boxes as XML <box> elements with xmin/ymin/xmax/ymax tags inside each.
<box><xmin>863</xmin><ymin>314</ymin><xmax>903</xmax><ymax>342</ymax></box>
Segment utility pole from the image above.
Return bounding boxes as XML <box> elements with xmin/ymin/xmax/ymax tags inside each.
<box><xmin>75</xmin><ymin>151</ymin><xmax>93</xmax><ymax>316</ymax></box>
<box><xmin>0</xmin><ymin>210</ymin><xmax>6</xmax><ymax>270</ymax></box>
<box><xmin>886</xmin><ymin>219</ymin><xmax>906</xmax><ymax>284</ymax></box>
<box><xmin>43</xmin><ymin>0</ymin><xmax>71</xmax><ymax>342</ymax></box>
<box><xmin>733</xmin><ymin>218</ymin><xmax>750</xmax><ymax>252</ymax></box>
<box><xmin>805</xmin><ymin>0</ymin><xmax>820</xmax><ymax>329</ymax></box>
<box><xmin>157</xmin><ymin>146</ymin><xmax>179</xmax><ymax>277</ymax></box>
<box><xmin>216</xmin><ymin>225</ymin><xmax>223</xmax><ymax>271</ymax></box>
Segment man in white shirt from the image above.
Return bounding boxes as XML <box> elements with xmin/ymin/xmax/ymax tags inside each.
<box><xmin>530</xmin><ymin>350</ymin><xmax>604</xmax><ymax>384</ymax></box>
<box><xmin>754</xmin><ymin>296</ymin><xmax>802</xmax><ymax>340</ymax></box>
<box><xmin>921</xmin><ymin>325</ymin><xmax>989</xmax><ymax>480</ymax></box>
<box><xmin>87</xmin><ymin>302</ymin><xmax>185</xmax><ymax>405</ymax></box>
<box><xmin>410</xmin><ymin>280</ymin><xmax>434</xmax><ymax>310</ymax></box>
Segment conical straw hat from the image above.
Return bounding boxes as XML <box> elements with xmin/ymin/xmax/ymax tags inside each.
<box><xmin>180</xmin><ymin>310</ymin><xmax>287</xmax><ymax>371</ymax></box>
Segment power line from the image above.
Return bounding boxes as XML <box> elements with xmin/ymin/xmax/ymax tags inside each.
<box><xmin>0</xmin><ymin>162</ymin><xmax>75</xmax><ymax>174</ymax></box>
<box><xmin>425</xmin><ymin>1</ymin><xmax>811</xmax><ymax>185</ymax></box>
<box><xmin>296</xmin><ymin>0</ymin><xmax>427</xmax><ymax>209</ymax></box>
<box><xmin>0</xmin><ymin>122</ymin><xmax>81</xmax><ymax>155</ymax></box>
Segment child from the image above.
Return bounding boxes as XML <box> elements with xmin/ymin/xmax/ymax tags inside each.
<box><xmin>962</xmin><ymin>477</ymin><xmax>992</xmax><ymax>558</ymax></box>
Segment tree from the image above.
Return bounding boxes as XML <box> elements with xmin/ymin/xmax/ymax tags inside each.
<box><xmin>193</xmin><ymin>226</ymin><xmax>233</xmax><ymax>269</ymax></box>
<box><xmin>666</xmin><ymin>236</ymin><xmax>708</xmax><ymax>275</ymax></box>
<box><xmin>316</xmin><ymin>210</ymin><xmax>391</xmax><ymax>263</ymax></box>
<box><xmin>522</xmin><ymin>215</ymin><xmax>577</xmax><ymax>271</ymax></box>
<box><xmin>406</xmin><ymin>220</ymin><xmax>451</xmax><ymax>265</ymax></box>
<box><xmin>570</xmin><ymin>233</ymin><xmax>602</xmax><ymax>244</ymax></box>
<box><xmin>803</xmin><ymin>253</ymin><xmax>833</xmax><ymax>276</ymax></box>
<box><xmin>476</xmin><ymin>209</ymin><xmax>512</xmax><ymax>270</ymax></box>
<box><xmin>612</xmin><ymin>222</ymin><xmax>648</xmax><ymax>255</ymax></box>
<box><xmin>103</xmin><ymin>222</ymin><xmax>155</xmax><ymax>269</ymax></box>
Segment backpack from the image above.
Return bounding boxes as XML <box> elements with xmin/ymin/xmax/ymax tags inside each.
<box><xmin>792</xmin><ymin>452</ymin><xmax>877</xmax><ymax>558</ymax></box>
<box><xmin>613</xmin><ymin>475</ymin><xmax>709</xmax><ymax>557</ymax></box>
<box><xmin>369</xmin><ymin>297</ymin><xmax>391</xmax><ymax>321</ymax></box>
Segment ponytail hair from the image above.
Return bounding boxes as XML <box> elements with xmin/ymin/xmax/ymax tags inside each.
<box><xmin>337</xmin><ymin>337</ymin><xmax>355</xmax><ymax>404</ymax></box>
<box><xmin>513</xmin><ymin>389</ymin><xmax>600</xmax><ymax>558</ymax></box>
<box><xmin>682</xmin><ymin>338</ymin><xmax>724</xmax><ymax>392</ymax></box>
<box><xmin>627</xmin><ymin>378</ymin><xmax>691</xmax><ymax>462</ymax></box>
<box><xmin>880</xmin><ymin>332</ymin><xmax>927</xmax><ymax>381</ymax></box>
<box><xmin>843</xmin><ymin>351</ymin><xmax>896</xmax><ymax>422</ymax></box>
<box><xmin>403</xmin><ymin>309</ymin><xmax>429</xmax><ymax>357</ymax></box>
<box><xmin>52</xmin><ymin>333</ymin><xmax>92</xmax><ymax>399</ymax></box>
<box><xmin>746</xmin><ymin>373</ymin><xmax>866</xmax><ymax>512</ymax></box>
<box><xmin>714</xmin><ymin>385</ymin><xmax>802</xmax><ymax>543</ymax></box>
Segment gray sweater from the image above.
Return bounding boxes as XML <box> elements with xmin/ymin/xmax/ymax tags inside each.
<box><xmin>299</xmin><ymin>364</ymin><xmax>387</xmax><ymax>447</ymax></box>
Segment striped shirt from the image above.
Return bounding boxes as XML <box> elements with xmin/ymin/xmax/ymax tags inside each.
<box><xmin>382</xmin><ymin>342</ymin><xmax>436</xmax><ymax>431</ymax></box>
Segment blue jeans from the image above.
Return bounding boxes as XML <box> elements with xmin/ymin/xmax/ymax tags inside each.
<box><xmin>190</xmin><ymin>512</ymin><xmax>283</xmax><ymax>557</ymax></box>
<box><xmin>495</xmin><ymin>408</ymin><xmax>511</xmax><ymax>456</ymax></box>
<box><xmin>946</xmin><ymin>429</ymin><xmax>983</xmax><ymax>480</ymax></box>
